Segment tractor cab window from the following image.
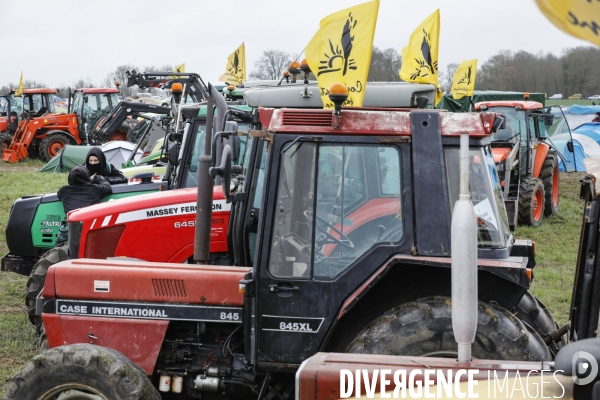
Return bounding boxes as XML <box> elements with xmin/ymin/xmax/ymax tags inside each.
<box><xmin>491</xmin><ymin>107</ymin><xmax>526</xmax><ymax>143</ymax></box>
<box><xmin>445</xmin><ymin>147</ymin><xmax>511</xmax><ymax>248</ymax></box>
<box><xmin>83</xmin><ymin>94</ymin><xmax>115</xmax><ymax>135</ymax></box>
<box><xmin>23</xmin><ymin>94</ymin><xmax>55</xmax><ymax>115</ymax></box>
<box><xmin>269</xmin><ymin>142</ymin><xmax>403</xmax><ymax>279</ymax></box>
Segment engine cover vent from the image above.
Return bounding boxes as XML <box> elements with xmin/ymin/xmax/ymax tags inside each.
<box><xmin>282</xmin><ymin>110</ymin><xmax>331</xmax><ymax>126</ymax></box>
<box><xmin>152</xmin><ymin>279</ymin><xmax>187</xmax><ymax>298</ymax></box>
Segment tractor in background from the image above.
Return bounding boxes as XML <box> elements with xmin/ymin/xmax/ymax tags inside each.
<box><xmin>2</xmin><ymin>87</ymin><xmax>128</xmax><ymax>162</ymax></box>
<box><xmin>0</xmin><ymin>88</ymin><xmax>60</xmax><ymax>152</ymax></box>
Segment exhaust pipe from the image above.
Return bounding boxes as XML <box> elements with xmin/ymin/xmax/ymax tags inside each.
<box><xmin>451</xmin><ymin>133</ymin><xmax>478</xmax><ymax>362</ymax></box>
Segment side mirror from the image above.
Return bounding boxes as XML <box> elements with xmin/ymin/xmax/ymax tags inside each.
<box><xmin>568</xmin><ymin>141</ymin><xmax>575</xmax><ymax>153</ymax></box>
<box><xmin>544</xmin><ymin>114</ymin><xmax>554</xmax><ymax>127</ymax></box>
<box><xmin>168</xmin><ymin>142</ymin><xmax>179</xmax><ymax>166</ymax></box>
<box><xmin>209</xmin><ymin>145</ymin><xmax>232</xmax><ymax>203</ymax></box>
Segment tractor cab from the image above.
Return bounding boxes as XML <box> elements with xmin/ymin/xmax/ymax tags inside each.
<box><xmin>70</xmin><ymin>88</ymin><xmax>121</xmax><ymax>141</ymax></box>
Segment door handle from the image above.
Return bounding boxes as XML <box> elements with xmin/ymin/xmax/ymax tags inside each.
<box><xmin>269</xmin><ymin>284</ymin><xmax>299</xmax><ymax>292</ymax></box>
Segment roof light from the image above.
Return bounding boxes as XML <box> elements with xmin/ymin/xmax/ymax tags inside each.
<box><xmin>171</xmin><ymin>83</ymin><xmax>183</xmax><ymax>94</ymax></box>
<box><xmin>300</xmin><ymin>59</ymin><xmax>311</xmax><ymax>84</ymax></box>
<box><xmin>227</xmin><ymin>85</ymin><xmax>235</xmax><ymax>91</ymax></box>
<box><xmin>329</xmin><ymin>83</ymin><xmax>348</xmax><ymax>121</ymax></box>
<box><xmin>524</xmin><ymin>92</ymin><xmax>530</xmax><ymax>100</ymax></box>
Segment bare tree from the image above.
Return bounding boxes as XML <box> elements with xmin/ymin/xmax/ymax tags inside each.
<box><xmin>250</xmin><ymin>49</ymin><xmax>291</xmax><ymax>80</ymax></box>
<box><xmin>71</xmin><ymin>78</ymin><xmax>95</xmax><ymax>89</ymax></box>
<box><xmin>367</xmin><ymin>47</ymin><xmax>402</xmax><ymax>82</ymax></box>
<box><xmin>439</xmin><ymin>63</ymin><xmax>459</xmax><ymax>92</ymax></box>
<box><xmin>102</xmin><ymin>64</ymin><xmax>139</xmax><ymax>97</ymax></box>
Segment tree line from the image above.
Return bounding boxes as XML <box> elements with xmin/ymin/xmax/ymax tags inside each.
<box><xmin>3</xmin><ymin>46</ymin><xmax>600</xmax><ymax>99</ymax></box>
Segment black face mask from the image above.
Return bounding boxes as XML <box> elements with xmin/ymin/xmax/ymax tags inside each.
<box><xmin>88</xmin><ymin>163</ymin><xmax>102</xmax><ymax>175</ymax></box>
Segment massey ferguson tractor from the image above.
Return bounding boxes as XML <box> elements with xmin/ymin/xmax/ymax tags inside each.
<box><xmin>4</xmin><ymin>82</ymin><xmax>565</xmax><ymax>399</ymax></box>
<box><xmin>2</xmin><ymin>87</ymin><xmax>128</xmax><ymax>162</ymax></box>
<box><xmin>476</xmin><ymin>95</ymin><xmax>568</xmax><ymax>228</ymax></box>
<box><xmin>0</xmin><ymin>88</ymin><xmax>60</xmax><ymax>151</ymax></box>
<box><xmin>294</xmin><ymin>159</ymin><xmax>600</xmax><ymax>400</ymax></box>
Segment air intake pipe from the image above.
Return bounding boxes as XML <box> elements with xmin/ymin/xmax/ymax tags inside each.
<box><xmin>451</xmin><ymin>133</ymin><xmax>478</xmax><ymax>362</ymax></box>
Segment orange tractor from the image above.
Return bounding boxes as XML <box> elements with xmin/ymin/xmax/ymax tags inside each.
<box><xmin>2</xmin><ymin>87</ymin><xmax>128</xmax><ymax>162</ymax></box>
<box><xmin>0</xmin><ymin>88</ymin><xmax>59</xmax><ymax>152</ymax></box>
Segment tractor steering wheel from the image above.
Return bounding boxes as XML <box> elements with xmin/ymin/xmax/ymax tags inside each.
<box><xmin>304</xmin><ymin>210</ymin><xmax>354</xmax><ymax>249</ymax></box>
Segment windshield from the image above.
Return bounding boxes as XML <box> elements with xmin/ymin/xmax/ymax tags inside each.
<box><xmin>445</xmin><ymin>147</ymin><xmax>511</xmax><ymax>248</ymax></box>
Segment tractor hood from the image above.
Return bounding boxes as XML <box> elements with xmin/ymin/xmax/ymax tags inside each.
<box><xmin>42</xmin><ymin>258</ymin><xmax>249</xmax><ymax>307</ymax></box>
<box><xmin>67</xmin><ymin>186</ymin><xmax>225</xmax><ymax>223</ymax></box>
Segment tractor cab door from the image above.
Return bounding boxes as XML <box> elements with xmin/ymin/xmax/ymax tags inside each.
<box><xmin>254</xmin><ymin>134</ymin><xmax>412</xmax><ymax>364</ymax></box>
<box><xmin>542</xmin><ymin>105</ymin><xmax>578</xmax><ymax>172</ymax></box>
<box><xmin>80</xmin><ymin>93</ymin><xmax>116</xmax><ymax>138</ymax></box>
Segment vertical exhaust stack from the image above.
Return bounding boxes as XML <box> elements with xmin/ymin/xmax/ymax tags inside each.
<box><xmin>194</xmin><ymin>83</ymin><xmax>227</xmax><ymax>264</ymax></box>
<box><xmin>451</xmin><ymin>133</ymin><xmax>478</xmax><ymax>362</ymax></box>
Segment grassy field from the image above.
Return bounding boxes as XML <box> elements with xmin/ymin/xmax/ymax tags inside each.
<box><xmin>0</xmin><ymin>161</ymin><xmax>588</xmax><ymax>395</ymax></box>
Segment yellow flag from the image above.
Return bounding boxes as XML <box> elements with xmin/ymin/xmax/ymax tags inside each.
<box><xmin>14</xmin><ymin>71</ymin><xmax>24</xmax><ymax>97</ymax></box>
<box><xmin>399</xmin><ymin>9</ymin><xmax>442</xmax><ymax>105</ymax></box>
<box><xmin>535</xmin><ymin>0</ymin><xmax>600</xmax><ymax>47</ymax></box>
<box><xmin>219</xmin><ymin>43</ymin><xmax>246</xmax><ymax>86</ymax></box>
<box><xmin>451</xmin><ymin>59</ymin><xmax>478</xmax><ymax>99</ymax></box>
<box><xmin>305</xmin><ymin>0</ymin><xmax>380</xmax><ymax>108</ymax></box>
<box><xmin>171</xmin><ymin>63</ymin><xmax>185</xmax><ymax>78</ymax></box>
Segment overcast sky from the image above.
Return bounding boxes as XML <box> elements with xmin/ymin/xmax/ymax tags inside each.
<box><xmin>0</xmin><ymin>0</ymin><xmax>591</xmax><ymax>89</ymax></box>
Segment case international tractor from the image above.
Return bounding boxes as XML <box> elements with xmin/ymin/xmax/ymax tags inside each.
<box><xmin>0</xmin><ymin>88</ymin><xmax>60</xmax><ymax>151</ymax></box>
<box><xmin>2</xmin><ymin>87</ymin><xmax>128</xmax><ymax>162</ymax></box>
<box><xmin>3</xmin><ymin>82</ymin><xmax>565</xmax><ymax>399</ymax></box>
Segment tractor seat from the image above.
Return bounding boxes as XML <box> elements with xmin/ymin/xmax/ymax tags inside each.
<box><xmin>34</xmin><ymin>107</ymin><xmax>48</xmax><ymax>117</ymax></box>
<box><xmin>494</xmin><ymin>126</ymin><xmax>516</xmax><ymax>142</ymax></box>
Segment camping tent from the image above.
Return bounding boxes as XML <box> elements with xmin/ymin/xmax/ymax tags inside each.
<box><xmin>39</xmin><ymin>142</ymin><xmax>143</xmax><ymax>174</ymax></box>
<box><xmin>437</xmin><ymin>91</ymin><xmax>546</xmax><ymax>112</ymax></box>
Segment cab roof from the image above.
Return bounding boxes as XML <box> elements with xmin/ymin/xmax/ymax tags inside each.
<box><xmin>260</xmin><ymin>107</ymin><xmax>496</xmax><ymax>138</ymax></box>
<box><xmin>75</xmin><ymin>88</ymin><xmax>119</xmax><ymax>94</ymax></box>
<box><xmin>475</xmin><ymin>101</ymin><xmax>544</xmax><ymax>110</ymax></box>
<box><xmin>10</xmin><ymin>88</ymin><xmax>58</xmax><ymax>94</ymax></box>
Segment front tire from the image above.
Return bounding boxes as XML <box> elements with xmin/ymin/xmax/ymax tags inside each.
<box><xmin>513</xmin><ymin>291</ymin><xmax>564</xmax><ymax>355</ymax></box>
<box><xmin>0</xmin><ymin>131</ymin><xmax>12</xmax><ymax>152</ymax></box>
<box><xmin>346</xmin><ymin>297</ymin><xmax>551</xmax><ymax>361</ymax></box>
<box><xmin>3</xmin><ymin>344</ymin><xmax>160</xmax><ymax>400</ymax></box>
<box><xmin>26</xmin><ymin>245</ymin><xmax>69</xmax><ymax>334</ymax></box>
<box><xmin>39</xmin><ymin>133</ymin><xmax>70</xmax><ymax>162</ymax></box>
<box><xmin>518</xmin><ymin>178</ymin><xmax>545</xmax><ymax>227</ymax></box>
<box><xmin>541</xmin><ymin>153</ymin><xmax>560</xmax><ymax>216</ymax></box>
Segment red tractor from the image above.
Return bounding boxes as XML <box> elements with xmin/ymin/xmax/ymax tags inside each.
<box><xmin>476</xmin><ymin>96</ymin><xmax>564</xmax><ymax>228</ymax></box>
<box><xmin>2</xmin><ymin>87</ymin><xmax>128</xmax><ymax>162</ymax></box>
<box><xmin>4</xmin><ymin>83</ymin><xmax>563</xmax><ymax>399</ymax></box>
<box><xmin>0</xmin><ymin>88</ymin><xmax>59</xmax><ymax>151</ymax></box>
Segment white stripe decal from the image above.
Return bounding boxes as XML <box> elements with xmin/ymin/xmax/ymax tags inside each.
<box><xmin>114</xmin><ymin>201</ymin><xmax>231</xmax><ymax>225</ymax></box>
<box><xmin>101</xmin><ymin>215</ymin><xmax>112</xmax><ymax>227</ymax></box>
<box><xmin>90</xmin><ymin>219</ymin><xmax>96</xmax><ymax>229</ymax></box>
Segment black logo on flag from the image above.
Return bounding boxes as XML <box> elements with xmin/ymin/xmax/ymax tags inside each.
<box><xmin>409</xmin><ymin>29</ymin><xmax>439</xmax><ymax>80</ymax></box>
<box><xmin>318</xmin><ymin>12</ymin><xmax>358</xmax><ymax>76</ymax></box>
<box><xmin>457</xmin><ymin>66</ymin><xmax>472</xmax><ymax>85</ymax></box>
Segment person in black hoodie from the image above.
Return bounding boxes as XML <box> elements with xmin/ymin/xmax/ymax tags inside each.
<box><xmin>55</xmin><ymin>166</ymin><xmax>113</xmax><ymax>245</ymax></box>
<box><xmin>84</xmin><ymin>147</ymin><xmax>128</xmax><ymax>185</ymax></box>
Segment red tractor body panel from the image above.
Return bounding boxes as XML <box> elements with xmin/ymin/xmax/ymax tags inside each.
<box><xmin>296</xmin><ymin>353</ymin><xmax>552</xmax><ymax>400</ymax></box>
<box><xmin>44</xmin><ymin>314</ymin><xmax>168</xmax><ymax>374</ymax></box>
<box><xmin>69</xmin><ymin>187</ymin><xmax>230</xmax><ymax>261</ymax></box>
<box><xmin>475</xmin><ymin>100</ymin><xmax>544</xmax><ymax>110</ymax></box>
<box><xmin>43</xmin><ymin>259</ymin><xmax>250</xmax><ymax>305</ymax></box>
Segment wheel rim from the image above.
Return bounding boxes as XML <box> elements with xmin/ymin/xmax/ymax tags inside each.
<box><xmin>552</xmin><ymin>165</ymin><xmax>559</xmax><ymax>205</ymax></box>
<box><xmin>533</xmin><ymin>187</ymin><xmax>543</xmax><ymax>221</ymax></box>
<box><xmin>108</xmin><ymin>132</ymin><xmax>126</xmax><ymax>141</ymax></box>
<box><xmin>39</xmin><ymin>384</ymin><xmax>108</xmax><ymax>400</ymax></box>
<box><xmin>48</xmin><ymin>141</ymin><xmax>65</xmax><ymax>157</ymax></box>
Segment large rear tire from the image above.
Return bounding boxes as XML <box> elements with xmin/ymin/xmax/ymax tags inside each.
<box><xmin>346</xmin><ymin>296</ymin><xmax>551</xmax><ymax>361</ymax></box>
<box><xmin>39</xmin><ymin>133</ymin><xmax>70</xmax><ymax>162</ymax></box>
<box><xmin>541</xmin><ymin>153</ymin><xmax>560</xmax><ymax>216</ymax></box>
<box><xmin>0</xmin><ymin>131</ymin><xmax>12</xmax><ymax>152</ymax></box>
<box><xmin>3</xmin><ymin>344</ymin><xmax>160</xmax><ymax>400</ymax></box>
<box><xmin>26</xmin><ymin>245</ymin><xmax>69</xmax><ymax>334</ymax></box>
<box><xmin>518</xmin><ymin>178</ymin><xmax>545</xmax><ymax>227</ymax></box>
<box><xmin>513</xmin><ymin>291</ymin><xmax>564</xmax><ymax>355</ymax></box>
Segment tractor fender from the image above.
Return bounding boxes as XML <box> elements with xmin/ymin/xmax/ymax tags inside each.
<box><xmin>532</xmin><ymin>143</ymin><xmax>550</xmax><ymax>178</ymax></box>
<box><xmin>43</xmin><ymin>130</ymin><xmax>79</xmax><ymax>145</ymax></box>
<box><xmin>321</xmin><ymin>258</ymin><xmax>529</xmax><ymax>352</ymax></box>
